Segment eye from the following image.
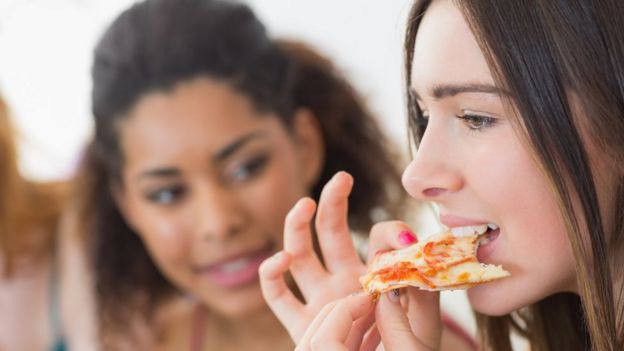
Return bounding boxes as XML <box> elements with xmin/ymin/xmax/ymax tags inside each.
<box><xmin>410</xmin><ymin>110</ymin><xmax>429</xmax><ymax>142</ymax></box>
<box><xmin>145</xmin><ymin>185</ymin><xmax>186</xmax><ymax>205</ymax></box>
<box><xmin>456</xmin><ymin>113</ymin><xmax>497</xmax><ymax>131</ymax></box>
<box><xmin>418</xmin><ymin>110</ymin><xmax>430</xmax><ymax>127</ymax></box>
<box><xmin>227</xmin><ymin>154</ymin><xmax>269</xmax><ymax>183</ymax></box>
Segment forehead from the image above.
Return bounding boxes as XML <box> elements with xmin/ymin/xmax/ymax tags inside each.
<box><xmin>411</xmin><ymin>1</ymin><xmax>494</xmax><ymax>96</ymax></box>
<box><xmin>125</xmin><ymin>78</ymin><xmax>268</xmax><ymax>135</ymax></box>
<box><xmin>119</xmin><ymin>78</ymin><xmax>282</xmax><ymax>164</ymax></box>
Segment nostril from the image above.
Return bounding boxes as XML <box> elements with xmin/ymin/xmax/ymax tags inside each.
<box><xmin>423</xmin><ymin>188</ymin><xmax>444</xmax><ymax>197</ymax></box>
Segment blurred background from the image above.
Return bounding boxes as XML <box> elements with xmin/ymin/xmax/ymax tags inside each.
<box><xmin>0</xmin><ymin>0</ymin><xmax>412</xmax><ymax>181</ymax></box>
<box><xmin>0</xmin><ymin>0</ymin><xmax>478</xmax><ymax>340</ymax></box>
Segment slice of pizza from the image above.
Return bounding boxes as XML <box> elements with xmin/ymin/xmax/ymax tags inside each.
<box><xmin>360</xmin><ymin>228</ymin><xmax>510</xmax><ymax>297</ymax></box>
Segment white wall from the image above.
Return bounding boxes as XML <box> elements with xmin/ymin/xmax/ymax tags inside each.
<box><xmin>0</xmin><ymin>0</ymin><xmax>135</xmax><ymax>180</ymax></box>
<box><xmin>0</xmin><ymin>0</ymin><xmax>412</xmax><ymax>181</ymax></box>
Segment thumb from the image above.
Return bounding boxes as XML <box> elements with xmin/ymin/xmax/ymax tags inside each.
<box><xmin>375</xmin><ymin>290</ymin><xmax>440</xmax><ymax>351</ymax></box>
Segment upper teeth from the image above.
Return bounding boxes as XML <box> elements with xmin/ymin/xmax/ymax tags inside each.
<box><xmin>451</xmin><ymin>224</ymin><xmax>498</xmax><ymax>237</ymax></box>
<box><xmin>219</xmin><ymin>257</ymin><xmax>251</xmax><ymax>273</ymax></box>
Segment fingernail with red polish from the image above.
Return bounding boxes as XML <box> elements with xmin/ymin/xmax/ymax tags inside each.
<box><xmin>398</xmin><ymin>230</ymin><xmax>417</xmax><ymax>246</ymax></box>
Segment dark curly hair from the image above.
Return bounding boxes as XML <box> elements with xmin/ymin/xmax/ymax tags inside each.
<box><xmin>76</xmin><ymin>0</ymin><xmax>405</xmax><ymax>344</ymax></box>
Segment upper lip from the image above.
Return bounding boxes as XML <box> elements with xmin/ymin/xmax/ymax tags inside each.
<box><xmin>439</xmin><ymin>213</ymin><xmax>492</xmax><ymax>228</ymax></box>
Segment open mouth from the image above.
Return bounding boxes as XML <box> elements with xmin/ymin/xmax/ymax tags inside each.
<box><xmin>450</xmin><ymin>223</ymin><xmax>500</xmax><ymax>248</ymax></box>
<box><xmin>479</xmin><ymin>224</ymin><xmax>500</xmax><ymax>247</ymax></box>
<box><xmin>199</xmin><ymin>243</ymin><xmax>274</xmax><ymax>289</ymax></box>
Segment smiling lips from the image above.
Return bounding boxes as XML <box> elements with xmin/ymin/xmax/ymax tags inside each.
<box><xmin>198</xmin><ymin>245</ymin><xmax>274</xmax><ymax>289</ymax></box>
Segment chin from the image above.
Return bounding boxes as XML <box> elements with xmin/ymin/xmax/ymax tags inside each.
<box><xmin>467</xmin><ymin>283</ymin><xmax>523</xmax><ymax>316</ymax></box>
<box><xmin>201</xmin><ymin>285</ymin><xmax>267</xmax><ymax>318</ymax></box>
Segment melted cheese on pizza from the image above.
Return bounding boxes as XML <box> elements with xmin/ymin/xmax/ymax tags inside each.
<box><xmin>360</xmin><ymin>231</ymin><xmax>510</xmax><ymax>296</ymax></box>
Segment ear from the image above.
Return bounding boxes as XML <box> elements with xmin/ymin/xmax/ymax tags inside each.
<box><xmin>292</xmin><ymin>108</ymin><xmax>325</xmax><ymax>190</ymax></box>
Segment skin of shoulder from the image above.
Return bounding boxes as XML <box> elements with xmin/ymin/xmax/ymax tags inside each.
<box><xmin>58</xmin><ymin>205</ymin><xmax>99</xmax><ymax>351</ymax></box>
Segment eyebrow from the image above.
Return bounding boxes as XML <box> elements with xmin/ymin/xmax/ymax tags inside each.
<box><xmin>136</xmin><ymin>168</ymin><xmax>180</xmax><ymax>181</ymax></box>
<box><xmin>214</xmin><ymin>131</ymin><xmax>268</xmax><ymax>161</ymax></box>
<box><xmin>411</xmin><ymin>83</ymin><xmax>508</xmax><ymax>101</ymax></box>
<box><xmin>135</xmin><ymin>131</ymin><xmax>269</xmax><ymax>181</ymax></box>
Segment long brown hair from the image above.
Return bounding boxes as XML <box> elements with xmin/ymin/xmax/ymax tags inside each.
<box><xmin>404</xmin><ymin>1</ymin><xmax>623</xmax><ymax>350</ymax></box>
<box><xmin>0</xmin><ymin>95</ymin><xmax>67</xmax><ymax>276</ymax></box>
<box><xmin>78</xmin><ymin>0</ymin><xmax>405</xmax><ymax>344</ymax></box>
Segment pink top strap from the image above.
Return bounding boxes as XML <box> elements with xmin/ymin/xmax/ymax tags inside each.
<box><xmin>441</xmin><ymin>313</ymin><xmax>478</xmax><ymax>350</ymax></box>
<box><xmin>190</xmin><ymin>304</ymin><xmax>207</xmax><ymax>351</ymax></box>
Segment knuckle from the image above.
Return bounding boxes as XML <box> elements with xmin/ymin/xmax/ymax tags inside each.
<box><xmin>317</xmin><ymin>220</ymin><xmax>343</xmax><ymax>234</ymax></box>
<box><xmin>289</xmin><ymin>248</ymin><xmax>312</xmax><ymax>261</ymax></box>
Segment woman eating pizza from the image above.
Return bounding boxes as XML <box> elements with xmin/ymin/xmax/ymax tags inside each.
<box><xmin>261</xmin><ymin>0</ymin><xmax>624</xmax><ymax>350</ymax></box>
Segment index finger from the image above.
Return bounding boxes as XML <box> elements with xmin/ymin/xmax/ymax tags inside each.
<box><xmin>283</xmin><ymin>197</ymin><xmax>328</xmax><ymax>298</ymax></box>
<box><xmin>367</xmin><ymin>221</ymin><xmax>417</xmax><ymax>264</ymax></box>
<box><xmin>308</xmin><ymin>293</ymin><xmax>375</xmax><ymax>349</ymax></box>
<box><xmin>315</xmin><ymin>172</ymin><xmax>362</xmax><ymax>272</ymax></box>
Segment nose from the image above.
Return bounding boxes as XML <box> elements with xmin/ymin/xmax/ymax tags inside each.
<box><xmin>402</xmin><ymin>122</ymin><xmax>464</xmax><ymax>201</ymax></box>
<box><xmin>195</xmin><ymin>183</ymin><xmax>245</xmax><ymax>241</ymax></box>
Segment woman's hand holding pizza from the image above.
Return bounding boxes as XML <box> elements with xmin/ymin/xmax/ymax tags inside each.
<box><xmin>294</xmin><ymin>220</ymin><xmax>443</xmax><ymax>350</ymax></box>
<box><xmin>259</xmin><ymin>172</ymin><xmax>373</xmax><ymax>344</ymax></box>
<box><xmin>370</xmin><ymin>221</ymin><xmax>443</xmax><ymax>350</ymax></box>
<box><xmin>259</xmin><ymin>171</ymin><xmax>443</xmax><ymax>349</ymax></box>
<box><xmin>292</xmin><ymin>220</ymin><xmax>443</xmax><ymax>350</ymax></box>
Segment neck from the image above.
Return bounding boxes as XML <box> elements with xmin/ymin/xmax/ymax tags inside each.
<box><xmin>203</xmin><ymin>305</ymin><xmax>293</xmax><ymax>350</ymax></box>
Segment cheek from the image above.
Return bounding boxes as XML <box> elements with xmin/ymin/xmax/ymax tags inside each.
<box><xmin>468</xmin><ymin>144</ymin><xmax>576</xmax><ymax>313</ymax></box>
<box><xmin>142</xmin><ymin>220</ymin><xmax>189</xmax><ymax>262</ymax></box>
<box><xmin>128</xmin><ymin>201</ymin><xmax>193</xmax><ymax>272</ymax></box>
<box><xmin>510</xmin><ymin>177</ymin><xmax>576</xmax><ymax>290</ymax></box>
<box><xmin>494</xmin><ymin>149</ymin><xmax>568</xmax><ymax>253</ymax></box>
<box><xmin>470</xmin><ymin>131</ymin><xmax>559</xmax><ymax>233</ymax></box>
<box><xmin>242</xmin><ymin>161</ymin><xmax>308</xmax><ymax>241</ymax></box>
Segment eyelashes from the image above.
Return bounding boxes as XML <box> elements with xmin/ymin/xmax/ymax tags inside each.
<box><xmin>146</xmin><ymin>184</ymin><xmax>186</xmax><ymax>205</ymax></box>
<box><xmin>455</xmin><ymin>113</ymin><xmax>497</xmax><ymax>131</ymax></box>
<box><xmin>415</xmin><ymin>111</ymin><xmax>497</xmax><ymax>133</ymax></box>
<box><xmin>142</xmin><ymin>153</ymin><xmax>271</xmax><ymax>206</ymax></box>
<box><xmin>227</xmin><ymin>153</ymin><xmax>269</xmax><ymax>182</ymax></box>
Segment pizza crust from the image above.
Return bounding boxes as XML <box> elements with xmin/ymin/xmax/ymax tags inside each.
<box><xmin>360</xmin><ymin>231</ymin><xmax>510</xmax><ymax>297</ymax></box>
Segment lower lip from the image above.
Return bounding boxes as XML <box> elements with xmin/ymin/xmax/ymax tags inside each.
<box><xmin>204</xmin><ymin>248</ymin><xmax>273</xmax><ymax>289</ymax></box>
<box><xmin>477</xmin><ymin>228</ymin><xmax>500</xmax><ymax>261</ymax></box>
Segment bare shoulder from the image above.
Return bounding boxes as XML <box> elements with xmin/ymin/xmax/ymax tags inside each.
<box><xmin>57</xmin><ymin>204</ymin><xmax>99</xmax><ymax>351</ymax></box>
